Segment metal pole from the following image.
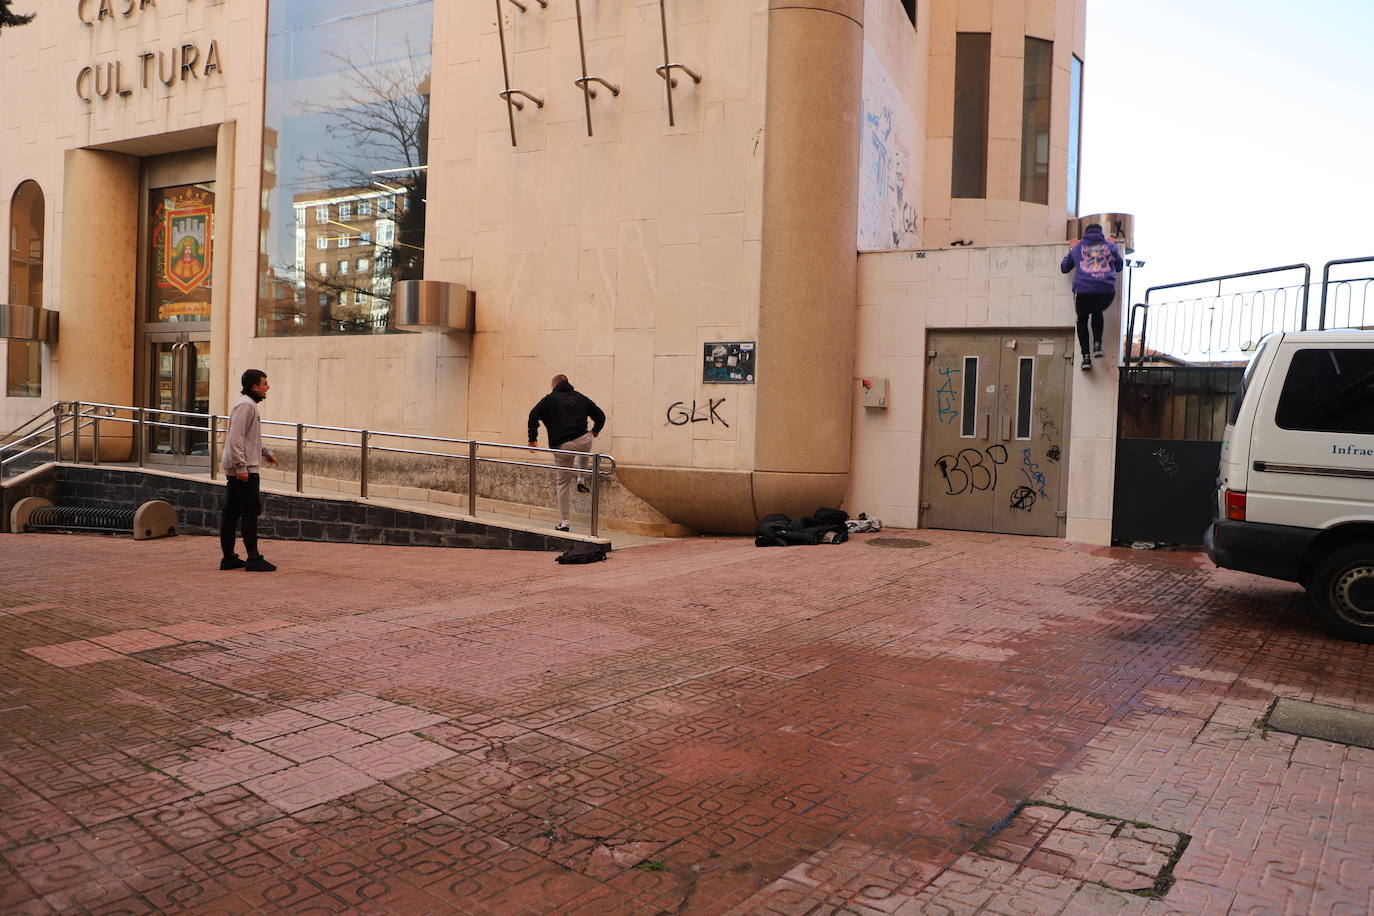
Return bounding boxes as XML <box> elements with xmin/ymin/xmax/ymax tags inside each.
<box><xmin>359</xmin><ymin>430</ymin><xmax>369</xmax><ymax>498</ymax></box>
<box><xmin>295</xmin><ymin>423</ymin><xmax>305</xmax><ymax>492</ymax></box>
<box><xmin>589</xmin><ymin>453</ymin><xmax>601</xmax><ymax>538</ymax></box>
<box><xmin>658</xmin><ymin>0</ymin><xmax>676</xmax><ymax>127</ymax></box>
<box><xmin>72</xmin><ymin>402</ymin><xmax>82</xmax><ymax>464</ymax></box>
<box><xmin>206</xmin><ymin>413</ymin><xmax>214</xmax><ymax>478</ymax></box>
<box><xmin>574</xmin><ymin>0</ymin><xmax>594</xmax><ymax>136</ymax></box>
<box><xmin>468</xmin><ymin>440</ymin><xmax>478</xmax><ymax>517</ymax></box>
<box><xmin>52</xmin><ymin>404</ymin><xmax>62</xmax><ymax>463</ymax></box>
<box><xmin>92</xmin><ymin>412</ymin><xmax>101</xmax><ymax>466</ymax></box>
<box><xmin>138</xmin><ymin>408</ymin><xmax>147</xmax><ymax>469</ymax></box>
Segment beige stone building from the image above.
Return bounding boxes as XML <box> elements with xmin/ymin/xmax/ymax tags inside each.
<box><xmin>0</xmin><ymin>0</ymin><xmax>1121</xmax><ymax>542</ymax></box>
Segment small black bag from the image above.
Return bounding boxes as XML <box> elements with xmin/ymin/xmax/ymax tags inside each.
<box><xmin>555</xmin><ymin>542</ymin><xmax>609</xmax><ymax>564</ymax></box>
<box><xmin>755</xmin><ymin>513</ymin><xmax>792</xmax><ymax>547</ymax></box>
<box><xmin>813</xmin><ymin>507</ymin><xmax>849</xmax><ymax>526</ymax></box>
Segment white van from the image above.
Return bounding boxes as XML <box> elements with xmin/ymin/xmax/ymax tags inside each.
<box><xmin>1206</xmin><ymin>330</ymin><xmax>1374</xmax><ymax>642</ymax></box>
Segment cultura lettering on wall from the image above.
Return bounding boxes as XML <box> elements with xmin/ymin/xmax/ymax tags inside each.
<box><xmin>74</xmin><ymin>0</ymin><xmax>224</xmax><ymax>102</ymax></box>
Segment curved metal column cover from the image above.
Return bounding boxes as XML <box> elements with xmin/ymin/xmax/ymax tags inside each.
<box><xmin>389</xmin><ymin>280</ymin><xmax>476</xmax><ymax>333</ymax></box>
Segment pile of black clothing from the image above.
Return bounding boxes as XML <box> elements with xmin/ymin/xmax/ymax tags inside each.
<box><xmin>754</xmin><ymin>508</ymin><xmax>849</xmax><ymax>547</ymax></box>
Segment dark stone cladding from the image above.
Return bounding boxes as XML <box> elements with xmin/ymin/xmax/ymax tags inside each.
<box><xmin>38</xmin><ymin>466</ymin><xmax>576</xmax><ymax>551</ymax></box>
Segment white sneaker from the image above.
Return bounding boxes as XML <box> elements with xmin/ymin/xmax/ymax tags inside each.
<box><xmin>555</xmin><ymin>522</ymin><xmax>570</xmax><ymax>532</ymax></box>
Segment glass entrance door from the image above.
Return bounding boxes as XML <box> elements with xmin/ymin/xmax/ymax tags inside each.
<box><xmin>147</xmin><ymin>334</ymin><xmax>212</xmax><ymax>463</ymax></box>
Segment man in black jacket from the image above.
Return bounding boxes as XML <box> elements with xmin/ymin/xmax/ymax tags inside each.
<box><xmin>527</xmin><ymin>375</ymin><xmax>606</xmax><ymax>532</ymax></box>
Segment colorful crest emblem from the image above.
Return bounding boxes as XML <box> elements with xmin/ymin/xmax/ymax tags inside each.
<box><xmin>162</xmin><ymin>196</ymin><xmax>213</xmax><ymax>295</ymax></box>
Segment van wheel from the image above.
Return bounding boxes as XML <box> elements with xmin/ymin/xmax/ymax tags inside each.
<box><xmin>1308</xmin><ymin>543</ymin><xmax>1374</xmax><ymax>643</ymax></box>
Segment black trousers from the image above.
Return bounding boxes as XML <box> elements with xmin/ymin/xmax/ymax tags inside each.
<box><xmin>1075</xmin><ymin>292</ymin><xmax>1114</xmax><ymax>356</ymax></box>
<box><xmin>220</xmin><ymin>473</ymin><xmax>262</xmax><ymax>558</ymax></box>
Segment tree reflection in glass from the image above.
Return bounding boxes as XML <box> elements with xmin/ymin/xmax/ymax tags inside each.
<box><xmin>258</xmin><ymin>1</ymin><xmax>434</xmax><ymax>337</ymax></box>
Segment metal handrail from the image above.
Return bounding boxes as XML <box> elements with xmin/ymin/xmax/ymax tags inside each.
<box><xmin>45</xmin><ymin>400</ymin><xmax>616</xmax><ymax>537</ymax></box>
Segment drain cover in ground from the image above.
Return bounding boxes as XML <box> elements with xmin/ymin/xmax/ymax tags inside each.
<box><xmin>1265</xmin><ymin>698</ymin><xmax>1374</xmax><ymax>750</ymax></box>
<box><xmin>978</xmin><ymin>803</ymin><xmax>1188</xmax><ymax>897</ymax></box>
<box><xmin>867</xmin><ymin>537</ymin><xmax>931</xmax><ymax>549</ymax></box>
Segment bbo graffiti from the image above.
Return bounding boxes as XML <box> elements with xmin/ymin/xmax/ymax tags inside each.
<box><xmin>933</xmin><ymin>445</ymin><xmax>1009</xmax><ymax>496</ymax></box>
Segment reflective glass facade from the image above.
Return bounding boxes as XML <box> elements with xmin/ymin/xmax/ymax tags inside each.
<box><xmin>258</xmin><ymin>0</ymin><xmax>433</xmax><ymax>337</ymax></box>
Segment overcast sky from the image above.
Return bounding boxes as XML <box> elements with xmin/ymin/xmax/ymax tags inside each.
<box><xmin>1077</xmin><ymin>0</ymin><xmax>1374</xmax><ymax>306</ymax></box>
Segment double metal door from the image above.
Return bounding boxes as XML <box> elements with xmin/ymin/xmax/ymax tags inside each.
<box><xmin>145</xmin><ymin>334</ymin><xmax>212</xmax><ymax>463</ymax></box>
<box><xmin>922</xmin><ymin>331</ymin><xmax>1073</xmax><ymax>537</ymax></box>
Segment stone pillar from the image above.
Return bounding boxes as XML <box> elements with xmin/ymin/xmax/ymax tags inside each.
<box><xmin>56</xmin><ymin>149</ymin><xmax>139</xmax><ymax>459</ymax></box>
<box><xmin>753</xmin><ymin>0</ymin><xmax>864</xmax><ymax>517</ymax></box>
<box><xmin>211</xmin><ymin>120</ymin><xmax>236</xmax><ymax>415</ymax></box>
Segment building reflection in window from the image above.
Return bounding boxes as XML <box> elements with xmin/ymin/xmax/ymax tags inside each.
<box><xmin>258</xmin><ymin>0</ymin><xmax>433</xmax><ymax>337</ymax></box>
<box><xmin>7</xmin><ymin>180</ymin><xmax>44</xmax><ymax>398</ymax></box>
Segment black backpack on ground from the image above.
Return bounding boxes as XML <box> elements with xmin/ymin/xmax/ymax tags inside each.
<box><xmin>755</xmin><ymin>508</ymin><xmax>849</xmax><ymax>547</ymax></box>
<box><xmin>555</xmin><ymin>542</ymin><xmax>609</xmax><ymax>564</ymax></box>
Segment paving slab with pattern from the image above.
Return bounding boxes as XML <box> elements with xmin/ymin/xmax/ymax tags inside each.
<box><xmin>1</xmin><ymin>530</ymin><xmax>1372</xmax><ymax>915</ymax></box>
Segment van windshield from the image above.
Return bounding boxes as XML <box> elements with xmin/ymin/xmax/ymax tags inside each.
<box><xmin>1227</xmin><ymin>337</ymin><xmax>1273</xmax><ymax>425</ymax></box>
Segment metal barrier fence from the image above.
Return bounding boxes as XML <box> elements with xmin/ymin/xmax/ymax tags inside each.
<box><xmin>1</xmin><ymin>401</ymin><xmax>616</xmax><ymax>537</ymax></box>
<box><xmin>1127</xmin><ymin>257</ymin><xmax>1374</xmax><ymax>366</ymax></box>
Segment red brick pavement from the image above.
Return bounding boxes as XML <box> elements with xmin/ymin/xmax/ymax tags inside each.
<box><xmin>1</xmin><ymin>530</ymin><xmax>1372</xmax><ymax>914</ymax></box>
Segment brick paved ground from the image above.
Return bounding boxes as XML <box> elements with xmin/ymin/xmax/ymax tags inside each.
<box><xmin>1</xmin><ymin>529</ymin><xmax>1371</xmax><ymax>915</ymax></box>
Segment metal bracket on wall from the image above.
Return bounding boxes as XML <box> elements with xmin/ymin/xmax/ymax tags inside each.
<box><xmin>573</xmin><ymin>0</ymin><xmax>620</xmax><ymax>137</ymax></box>
<box><xmin>655</xmin><ymin>0</ymin><xmax>701</xmax><ymax>127</ymax></box>
<box><xmin>495</xmin><ymin>0</ymin><xmax>545</xmax><ymax>147</ymax></box>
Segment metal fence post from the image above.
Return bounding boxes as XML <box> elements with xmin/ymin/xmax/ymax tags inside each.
<box><xmin>295</xmin><ymin>423</ymin><xmax>305</xmax><ymax>492</ymax></box>
<box><xmin>468</xmin><ymin>440</ymin><xmax>478</xmax><ymax>517</ymax></box>
<box><xmin>71</xmin><ymin>402</ymin><xmax>82</xmax><ymax>464</ymax></box>
<box><xmin>92</xmin><ymin>411</ymin><xmax>101</xmax><ymax>466</ymax></box>
<box><xmin>206</xmin><ymin>413</ymin><xmax>215</xmax><ymax>478</ymax></box>
<box><xmin>589</xmin><ymin>453</ymin><xmax>601</xmax><ymax>538</ymax></box>
<box><xmin>359</xmin><ymin>430</ymin><xmax>369</xmax><ymax>498</ymax></box>
<box><xmin>137</xmin><ymin>408</ymin><xmax>147</xmax><ymax>468</ymax></box>
<box><xmin>52</xmin><ymin>403</ymin><xmax>63</xmax><ymax>463</ymax></box>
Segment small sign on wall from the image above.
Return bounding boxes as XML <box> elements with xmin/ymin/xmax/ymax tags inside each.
<box><xmin>703</xmin><ymin>342</ymin><xmax>755</xmax><ymax>384</ymax></box>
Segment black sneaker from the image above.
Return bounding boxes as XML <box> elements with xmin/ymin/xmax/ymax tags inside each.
<box><xmin>554</xmin><ymin>523</ymin><xmax>570</xmax><ymax>533</ymax></box>
<box><xmin>576</xmin><ymin>482</ymin><xmax>590</xmax><ymax>494</ymax></box>
<box><xmin>245</xmin><ymin>555</ymin><xmax>277</xmax><ymax>572</ymax></box>
<box><xmin>220</xmin><ymin>555</ymin><xmax>246</xmax><ymax>571</ymax></box>
<box><xmin>1093</xmin><ymin>343</ymin><xmax>1105</xmax><ymax>358</ymax></box>
<box><xmin>1080</xmin><ymin>354</ymin><xmax>1092</xmax><ymax>371</ymax></box>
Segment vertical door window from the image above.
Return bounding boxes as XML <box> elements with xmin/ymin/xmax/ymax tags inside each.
<box><xmin>952</xmin><ymin>33</ymin><xmax>990</xmax><ymax>199</ymax></box>
<box><xmin>149</xmin><ymin>182</ymin><xmax>215</xmax><ymax>323</ymax></box>
<box><xmin>961</xmin><ymin>356</ymin><xmax>979</xmax><ymax>437</ymax></box>
<box><xmin>1015</xmin><ymin>357</ymin><xmax>1035</xmax><ymax>439</ymax></box>
<box><xmin>7</xmin><ymin>180</ymin><xmax>44</xmax><ymax>397</ymax></box>
<box><xmin>1020</xmin><ymin>38</ymin><xmax>1053</xmax><ymax>205</ymax></box>
<box><xmin>1067</xmin><ymin>55</ymin><xmax>1084</xmax><ymax>215</ymax></box>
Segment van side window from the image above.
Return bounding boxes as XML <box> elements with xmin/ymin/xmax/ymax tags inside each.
<box><xmin>1275</xmin><ymin>348</ymin><xmax>1374</xmax><ymax>435</ymax></box>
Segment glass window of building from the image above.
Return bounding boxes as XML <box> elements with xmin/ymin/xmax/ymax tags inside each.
<box><xmin>338</xmin><ymin>260</ymin><xmax>349</xmax><ymax>274</ymax></box>
<box><xmin>1020</xmin><ymin>38</ymin><xmax>1053</xmax><ymax>205</ymax></box>
<box><xmin>1067</xmin><ymin>55</ymin><xmax>1084</xmax><ymax>215</ymax></box>
<box><xmin>259</xmin><ymin>0</ymin><xmax>433</xmax><ymax>336</ymax></box>
<box><xmin>357</xmin><ymin>258</ymin><xmax>369</xmax><ymax>272</ymax></box>
<box><xmin>318</xmin><ymin>262</ymin><xmax>328</xmax><ymax>276</ymax></box>
<box><xmin>361</xmin><ymin>231</ymin><xmax>372</xmax><ymax>246</ymax></box>
<box><xmin>952</xmin><ymin>33</ymin><xmax>991</xmax><ymax>199</ymax></box>
<box><xmin>7</xmin><ymin>180</ymin><xmax>44</xmax><ymax>398</ymax></box>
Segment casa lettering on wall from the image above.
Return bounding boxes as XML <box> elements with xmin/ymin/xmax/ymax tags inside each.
<box><xmin>74</xmin><ymin>0</ymin><xmax>226</xmax><ymax>103</ymax></box>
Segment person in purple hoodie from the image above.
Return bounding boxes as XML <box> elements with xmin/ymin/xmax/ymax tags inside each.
<box><xmin>1060</xmin><ymin>223</ymin><xmax>1124</xmax><ymax>370</ymax></box>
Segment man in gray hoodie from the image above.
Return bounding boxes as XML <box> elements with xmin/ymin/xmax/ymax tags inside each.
<box><xmin>220</xmin><ymin>369</ymin><xmax>278</xmax><ymax>571</ymax></box>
